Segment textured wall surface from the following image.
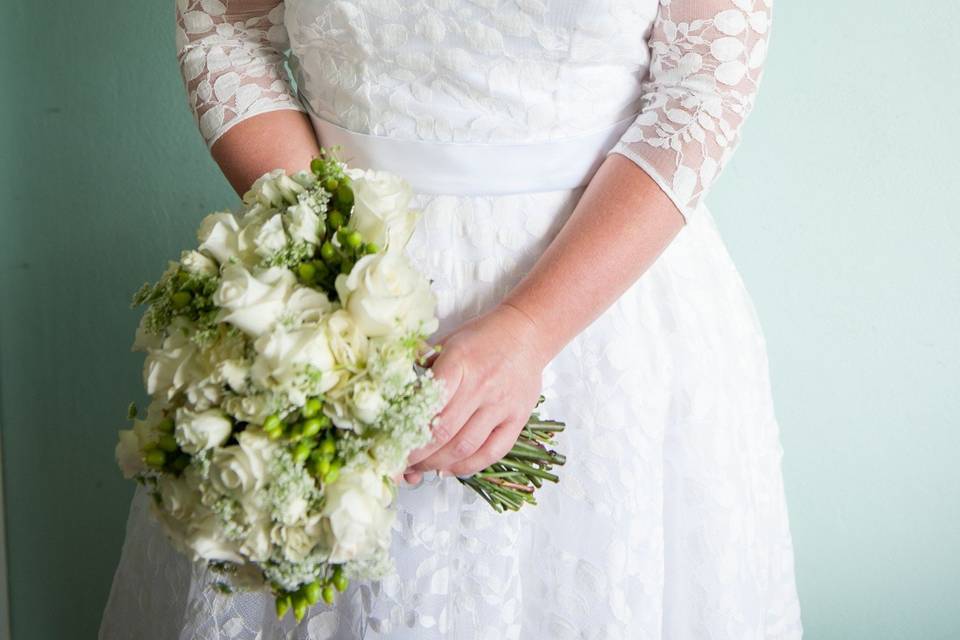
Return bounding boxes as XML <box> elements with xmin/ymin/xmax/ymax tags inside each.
<box><xmin>0</xmin><ymin>1</ymin><xmax>957</xmax><ymax>638</ymax></box>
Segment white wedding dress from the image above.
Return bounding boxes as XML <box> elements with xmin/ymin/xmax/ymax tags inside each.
<box><xmin>100</xmin><ymin>0</ymin><xmax>803</xmax><ymax>638</ymax></box>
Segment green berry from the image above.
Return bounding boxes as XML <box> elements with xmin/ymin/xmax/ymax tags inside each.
<box><xmin>324</xmin><ymin>460</ymin><xmax>341</xmax><ymax>484</ymax></box>
<box><xmin>327</xmin><ymin>211</ymin><xmax>345</xmax><ymax>229</ymax></box>
<box><xmin>311</xmin><ymin>260</ymin><xmax>329</xmax><ymax>278</ymax></box>
<box><xmin>335</xmin><ymin>183</ymin><xmax>354</xmax><ymax>207</ymax></box>
<box><xmin>293</xmin><ymin>440</ymin><xmax>314</xmax><ymax>464</ymax></box>
<box><xmin>304</xmin><ymin>581</ymin><xmax>322</xmax><ymax>605</ymax></box>
<box><xmin>292</xmin><ymin>593</ymin><xmax>308</xmax><ymax>622</ymax></box>
<box><xmin>345</xmin><ymin>231</ymin><xmax>363</xmax><ymax>250</ymax></box>
<box><xmin>321</xmin><ymin>585</ymin><xmax>335</xmax><ymax>605</ymax></box>
<box><xmin>340</xmin><ymin>258</ymin><xmax>355</xmax><ymax>274</ymax></box>
<box><xmin>301</xmin><ymin>397</ymin><xmax>323</xmax><ymax>419</ymax></box>
<box><xmin>320</xmin><ymin>241</ymin><xmax>337</xmax><ymax>262</ymax></box>
<box><xmin>158</xmin><ymin>417</ymin><xmax>175</xmax><ymax>433</ymax></box>
<box><xmin>263</xmin><ymin>414</ymin><xmax>283</xmax><ymax>433</ymax></box>
<box><xmin>363</xmin><ymin>242</ymin><xmax>379</xmax><ymax>255</ymax></box>
<box><xmin>323</xmin><ymin>177</ymin><xmax>339</xmax><ymax>192</ymax></box>
<box><xmin>156</xmin><ymin>434</ymin><xmax>178</xmax><ymax>453</ymax></box>
<box><xmin>171</xmin><ymin>291</ymin><xmax>192</xmax><ymax>309</ymax></box>
<box><xmin>301</xmin><ymin>417</ymin><xmax>324</xmax><ymax>438</ymax></box>
<box><xmin>310</xmin><ymin>158</ymin><xmax>324</xmax><ymax>175</ymax></box>
<box><xmin>275</xmin><ymin>594</ymin><xmax>291</xmax><ymax>619</ymax></box>
<box><xmin>320</xmin><ymin>438</ymin><xmax>336</xmax><ymax>456</ymax></box>
<box><xmin>333</xmin><ymin>570</ymin><xmax>349</xmax><ymax>593</ymax></box>
<box><xmin>297</xmin><ymin>262</ymin><xmax>316</xmax><ymax>283</ymax></box>
<box><xmin>314</xmin><ymin>457</ymin><xmax>331</xmax><ymax>476</ymax></box>
<box><xmin>144</xmin><ymin>448</ymin><xmax>166</xmax><ymax>469</ymax></box>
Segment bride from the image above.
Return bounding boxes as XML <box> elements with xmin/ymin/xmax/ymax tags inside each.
<box><xmin>100</xmin><ymin>0</ymin><xmax>802</xmax><ymax>637</ymax></box>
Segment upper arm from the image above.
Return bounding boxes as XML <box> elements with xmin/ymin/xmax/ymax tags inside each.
<box><xmin>606</xmin><ymin>0</ymin><xmax>774</xmax><ymax>223</ymax></box>
<box><xmin>175</xmin><ymin>0</ymin><xmax>306</xmax><ymax>149</ymax></box>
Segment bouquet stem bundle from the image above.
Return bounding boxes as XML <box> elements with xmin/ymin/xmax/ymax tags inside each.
<box><xmin>459</xmin><ymin>400</ymin><xmax>566</xmax><ymax>512</ymax></box>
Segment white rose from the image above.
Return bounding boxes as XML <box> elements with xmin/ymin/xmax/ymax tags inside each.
<box><xmin>271</xmin><ymin>521</ymin><xmax>319</xmax><ymax>563</ymax></box>
<box><xmin>251</xmin><ymin>321</ymin><xmax>339</xmax><ymax>404</ymax></box>
<box><xmin>244</xmin><ymin>169</ymin><xmax>306</xmax><ymax>208</ymax></box>
<box><xmin>174</xmin><ymin>407</ymin><xmax>233</xmax><ymax>454</ymax></box>
<box><xmin>325</xmin><ymin>309</ymin><xmax>368</xmax><ymax>369</ymax></box>
<box><xmin>186</xmin><ymin>513</ymin><xmax>244</xmax><ymax>563</ymax></box>
<box><xmin>213</xmin><ymin>265</ymin><xmax>295</xmax><ymax>337</ymax></box>
<box><xmin>283</xmin><ymin>286</ymin><xmax>332</xmax><ymax>326</ymax></box>
<box><xmin>157</xmin><ymin>472</ymin><xmax>200</xmax><ymax>520</ymax></box>
<box><xmin>286</xmin><ymin>202</ymin><xmax>322</xmax><ymax>245</ymax></box>
<box><xmin>221</xmin><ymin>393</ymin><xmax>275</xmax><ymax>424</ymax></box>
<box><xmin>239</xmin><ymin>519</ymin><xmax>272</xmax><ymax>562</ymax></box>
<box><xmin>209</xmin><ymin>429</ymin><xmax>274</xmax><ymax>496</ymax></box>
<box><xmin>350</xmin><ymin>379</ymin><xmax>386</xmax><ymax>424</ymax></box>
<box><xmin>143</xmin><ymin>318</ymin><xmax>206</xmax><ymax>401</ymax></box>
<box><xmin>321</xmin><ymin>468</ymin><xmax>395</xmax><ymax>563</ymax></box>
<box><xmin>348</xmin><ymin>170</ymin><xmax>417</xmax><ymax>250</ymax></box>
<box><xmin>252</xmin><ymin>213</ymin><xmax>288</xmax><ymax>258</ymax></box>
<box><xmin>197</xmin><ymin>212</ymin><xmax>242</xmax><ymax>265</ymax></box>
<box><xmin>180</xmin><ymin>249</ymin><xmax>218</xmax><ymax>276</ymax></box>
<box><xmin>335</xmin><ymin>253</ymin><xmax>439</xmax><ymax>338</ymax></box>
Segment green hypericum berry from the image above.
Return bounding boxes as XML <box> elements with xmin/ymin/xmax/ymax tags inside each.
<box><xmin>320</xmin><ymin>241</ymin><xmax>337</xmax><ymax>262</ymax></box>
<box><xmin>171</xmin><ymin>291</ymin><xmax>192</xmax><ymax>309</ymax></box>
<box><xmin>158</xmin><ymin>417</ymin><xmax>175</xmax><ymax>433</ymax></box>
<box><xmin>327</xmin><ymin>211</ymin><xmax>345</xmax><ymax>229</ymax></box>
<box><xmin>292</xmin><ymin>593</ymin><xmax>308</xmax><ymax>622</ymax></box>
<box><xmin>301</xmin><ymin>397</ymin><xmax>323</xmax><ymax>419</ymax></box>
<box><xmin>297</xmin><ymin>262</ymin><xmax>316</xmax><ymax>282</ymax></box>
<box><xmin>315</xmin><ymin>457</ymin><xmax>331</xmax><ymax>476</ymax></box>
<box><xmin>363</xmin><ymin>242</ymin><xmax>379</xmax><ymax>255</ymax></box>
<box><xmin>320</xmin><ymin>438</ymin><xmax>336</xmax><ymax>456</ymax></box>
<box><xmin>304</xmin><ymin>581</ymin><xmax>322</xmax><ymax>605</ymax></box>
<box><xmin>275</xmin><ymin>594</ymin><xmax>291</xmax><ymax>619</ymax></box>
<box><xmin>293</xmin><ymin>440</ymin><xmax>314</xmax><ymax>464</ymax></box>
<box><xmin>301</xmin><ymin>418</ymin><xmax>324</xmax><ymax>438</ymax></box>
<box><xmin>156</xmin><ymin>434</ymin><xmax>178</xmax><ymax>453</ymax></box>
<box><xmin>340</xmin><ymin>258</ymin><xmax>355</xmax><ymax>274</ymax></box>
<box><xmin>333</xmin><ymin>569</ymin><xmax>348</xmax><ymax>593</ymax></box>
<box><xmin>345</xmin><ymin>231</ymin><xmax>363</xmax><ymax>250</ymax></box>
<box><xmin>263</xmin><ymin>414</ymin><xmax>282</xmax><ymax>433</ymax></box>
<box><xmin>335</xmin><ymin>183</ymin><xmax>354</xmax><ymax>207</ymax></box>
<box><xmin>322</xmin><ymin>585</ymin><xmax>336</xmax><ymax>605</ymax></box>
<box><xmin>144</xmin><ymin>448</ymin><xmax>166</xmax><ymax>469</ymax></box>
<box><xmin>324</xmin><ymin>460</ymin><xmax>342</xmax><ymax>484</ymax></box>
<box><xmin>323</xmin><ymin>177</ymin><xmax>339</xmax><ymax>192</ymax></box>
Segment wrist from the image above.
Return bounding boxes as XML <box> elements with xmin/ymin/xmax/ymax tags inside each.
<box><xmin>494</xmin><ymin>300</ymin><xmax>557</xmax><ymax>367</ymax></box>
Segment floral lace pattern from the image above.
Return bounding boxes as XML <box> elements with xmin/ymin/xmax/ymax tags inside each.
<box><xmin>607</xmin><ymin>0</ymin><xmax>774</xmax><ymax>221</ymax></box>
<box><xmin>175</xmin><ymin>0</ymin><xmax>305</xmax><ymax>148</ymax></box>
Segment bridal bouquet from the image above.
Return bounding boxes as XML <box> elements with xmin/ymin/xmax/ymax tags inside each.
<box><xmin>114</xmin><ymin>148</ymin><xmax>565</xmax><ymax>622</ymax></box>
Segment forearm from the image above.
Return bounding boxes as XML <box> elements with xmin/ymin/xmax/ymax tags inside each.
<box><xmin>210</xmin><ymin>110</ymin><xmax>322</xmax><ymax>197</ymax></box>
<box><xmin>502</xmin><ymin>152</ymin><xmax>686</xmax><ymax>362</ymax></box>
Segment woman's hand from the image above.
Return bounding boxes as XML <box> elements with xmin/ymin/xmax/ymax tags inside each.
<box><xmin>402</xmin><ymin>303</ymin><xmax>549</xmax><ymax>483</ymax></box>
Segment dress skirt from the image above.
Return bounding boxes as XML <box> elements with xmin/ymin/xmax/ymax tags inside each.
<box><xmin>100</xmin><ymin>185</ymin><xmax>803</xmax><ymax>639</ymax></box>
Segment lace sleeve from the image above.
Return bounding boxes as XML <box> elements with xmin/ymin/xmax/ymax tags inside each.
<box><xmin>607</xmin><ymin>0</ymin><xmax>773</xmax><ymax>222</ymax></box>
<box><xmin>175</xmin><ymin>0</ymin><xmax>306</xmax><ymax>149</ymax></box>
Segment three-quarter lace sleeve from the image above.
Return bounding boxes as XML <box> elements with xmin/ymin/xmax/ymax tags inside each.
<box><xmin>607</xmin><ymin>0</ymin><xmax>773</xmax><ymax>222</ymax></box>
<box><xmin>175</xmin><ymin>0</ymin><xmax>305</xmax><ymax>149</ymax></box>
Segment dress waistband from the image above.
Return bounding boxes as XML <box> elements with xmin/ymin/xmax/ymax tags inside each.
<box><xmin>302</xmin><ymin>99</ymin><xmax>638</xmax><ymax>196</ymax></box>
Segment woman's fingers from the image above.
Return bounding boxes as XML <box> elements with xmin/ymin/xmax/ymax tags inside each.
<box><xmin>446</xmin><ymin>420</ymin><xmax>522</xmax><ymax>478</ymax></box>
<box><xmin>410</xmin><ymin>406</ymin><xmax>501</xmax><ymax>473</ymax></box>
<box><xmin>405</xmin><ymin>352</ymin><xmax>473</xmax><ymax>467</ymax></box>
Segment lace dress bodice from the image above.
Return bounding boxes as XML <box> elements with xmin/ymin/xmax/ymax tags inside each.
<box><xmin>175</xmin><ymin>0</ymin><xmax>772</xmax><ymax>220</ymax></box>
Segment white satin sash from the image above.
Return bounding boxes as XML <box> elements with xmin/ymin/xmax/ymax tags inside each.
<box><xmin>303</xmin><ymin>102</ymin><xmax>638</xmax><ymax>196</ymax></box>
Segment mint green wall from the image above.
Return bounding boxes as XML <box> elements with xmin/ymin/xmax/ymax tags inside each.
<box><xmin>1</xmin><ymin>1</ymin><xmax>957</xmax><ymax>639</ymax></box>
